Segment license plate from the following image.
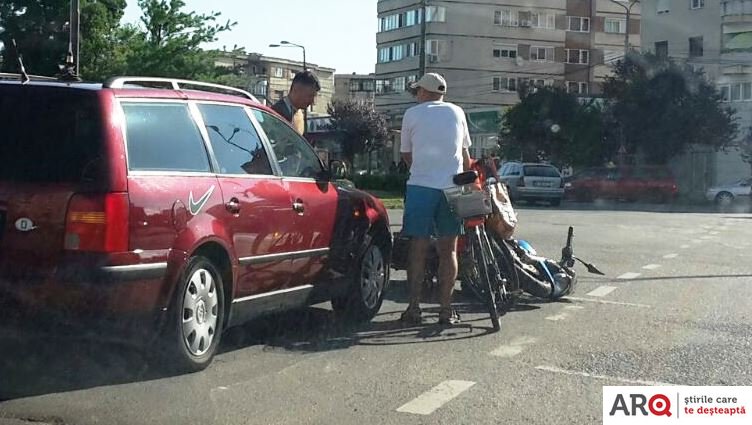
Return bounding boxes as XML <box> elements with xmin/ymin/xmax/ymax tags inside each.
<box><xmin>533</xmin><ymin>181</ymin><xmax>552</xmax><ymax>187</ymax></box>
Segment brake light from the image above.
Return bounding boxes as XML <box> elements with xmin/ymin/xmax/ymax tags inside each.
<box><xmin>65</xmin><ymin>193</ymin><xmax>129</xmax><ymax>252</ymax></box>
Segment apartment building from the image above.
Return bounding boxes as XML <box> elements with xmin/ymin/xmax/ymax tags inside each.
<box><xmin>215</xmin><ymin>52</ymin><xmax>335</xmax><ymax>116</ymax></box>
<box><xmin>333</xmin><ymin>73</ymin><xmax>377</xmax><ymax>106</ymax></box>
<box><xmin>375</xmin><ymin>0</ymin><xmax>641</xmax><ymax>158</ymax></box>
<box><xmin>642</xmin><ymin>0</ymin><xmax>751</xmax><ymax>196</ymax></box>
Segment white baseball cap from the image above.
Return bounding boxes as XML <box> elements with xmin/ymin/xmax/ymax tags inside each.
<box><xmin>409</xmin><ymin>73</ymin><xmax>447</xmax><ymax>94</ymax></box>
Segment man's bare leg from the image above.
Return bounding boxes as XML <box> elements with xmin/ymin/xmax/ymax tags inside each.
<box><xmin>406</xmin><ymin>238</ymin><xmax>431</xmax><ymax>311</ymax></box>
<box><xmin>436</xmin><ymin>236</ymin><xmax>459</xmax><ymax>312</ymax></box>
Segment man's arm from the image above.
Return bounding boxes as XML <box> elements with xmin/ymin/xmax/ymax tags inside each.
<box><xmin>402</xmin><ymin>152</ymin><xmax>413</xmax><ymax>167</ymax></box>
<box><xmin>462</xmin><ymin>148</ymin><xmax>471</xmax><ymax>171</ymax></box>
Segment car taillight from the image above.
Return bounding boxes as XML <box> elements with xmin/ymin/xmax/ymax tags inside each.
<box><xmin>65</xmin><ymin>193</ymin><xmax>129</xmax><ymax>252</ymax></box>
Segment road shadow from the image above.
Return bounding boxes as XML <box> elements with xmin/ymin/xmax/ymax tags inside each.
<box><xmin>0</xmin><ymin>279</ymin><xmax>511</xmax><ymax>401</ymax></box>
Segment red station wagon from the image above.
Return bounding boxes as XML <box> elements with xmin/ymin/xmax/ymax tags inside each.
<box><xmin>0</xmin><ymin>76</ymin><xmax>392</xmax><ymax>371</ymax></box>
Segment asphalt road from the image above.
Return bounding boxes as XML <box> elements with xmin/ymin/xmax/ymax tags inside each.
<box><xmin>1</xmin><ymin>204</ymin><xmax>751</xmax><ymax>425</ymax></box>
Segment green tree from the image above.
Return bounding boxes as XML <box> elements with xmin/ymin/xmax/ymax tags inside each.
<box><xmin>115</xmin><ymin>0</ymin><xmax>235</xmax><ymax>80</ymax></box>
<box><xmin>0</xmin><ymin>0</ymin><xmax>71</xmax><ymax>75</ymax></box>
<box><xmin>603</xmin><ymin>52</ymin><xmax>738</xmax><ymax>165</ymax></box>
<box><xmin>0</xmin><ymin>0</ymin><xmax>234</xmax><ymax>82</ymax></box>
<box><xmin>499</xmin><ymin>85</ymin><xmax>604</xmax><ymax>167</ymax></box>
<box><xmin>327</xmin><ymin>100</ymin><xmax>389</xmax><ymax>168</ymax></box>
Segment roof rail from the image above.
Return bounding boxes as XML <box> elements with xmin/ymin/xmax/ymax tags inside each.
<box><xmin>103</xmin><ymin>77</ymin><xmax>259</xmax><ymax>102</ymax></box>
<box><xmin>0</xmin><ymin>73</ymin><xmax>58</xmax><ymax>81</ymax></box>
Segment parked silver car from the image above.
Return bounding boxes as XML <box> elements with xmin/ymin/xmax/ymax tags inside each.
<box><xmin>498</xmin><ymin>162</ymin><xmax>564</xmax><ymax>206</ymax></box>
<box><xmin>706</xmin><ymin>177</ymin><xmax>752</xmax><ymax>207</ymax></box>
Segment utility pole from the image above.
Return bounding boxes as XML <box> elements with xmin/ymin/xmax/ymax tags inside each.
<box><xmin>418</xmin><ymin>0</ymin><xmax>427</xmax><ymax>76</ymax></box>
<box><xmin>70</xmin><ymin>0</ymin><xmax>80</xmax><ymax>74</ymax></box>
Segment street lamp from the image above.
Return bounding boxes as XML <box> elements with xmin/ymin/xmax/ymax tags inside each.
<box><xmin>609</xmin><ymin>0</ymin><xmax>640</xmax><ymax>55</ymax></box>
<box><xmin>269</xmin><ymin>41</ymin><xmax>307</xmax><ymax>71</ymax></box>
<box><xmin>269</xmin><ymin>40</ymin><xmax>309</xmax><ymax>135</ymax></box>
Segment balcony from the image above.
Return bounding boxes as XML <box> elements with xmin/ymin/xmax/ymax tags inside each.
<box><xmin>722</xmin><ymin>0</ymin><xmax>752</xmax><ymax>23</ymax></box>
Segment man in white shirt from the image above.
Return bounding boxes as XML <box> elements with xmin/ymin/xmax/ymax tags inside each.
<box><xmin>399</xmin><ymin>73</ymin><xmax>472</xmax><ymax>326</ymax></box>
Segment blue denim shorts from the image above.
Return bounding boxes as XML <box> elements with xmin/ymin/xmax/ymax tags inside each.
<box><xmin>402</xmin><ymin>185</ymin><xmax>463</xmax><ymax>238</ymax></box>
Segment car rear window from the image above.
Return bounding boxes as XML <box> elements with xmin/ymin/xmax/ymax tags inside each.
<box><xmin>524</xmin><ymin>165</ymin><xmax>560</xmax><ymax>178</ymax></box>
<box><xmin>0</xmin><ymin>87</ymin><xmax>103</xmax><ymax>183</ymax></box>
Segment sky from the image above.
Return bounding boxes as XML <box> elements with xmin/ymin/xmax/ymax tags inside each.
<box><xmin>124</xmin><ymin>0</ymin><xmax>377</xmax><ymax>74</ymax></box>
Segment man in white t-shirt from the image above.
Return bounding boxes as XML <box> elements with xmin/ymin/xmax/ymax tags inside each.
<box><xmin>399</xmin><ymin>73</ymin><xmax>472</xmax><ymax>326</ymax></box>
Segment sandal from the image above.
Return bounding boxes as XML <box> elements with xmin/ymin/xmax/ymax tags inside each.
<box><xmin>400</xmin><ymin>306</ymin><xmax>423</xmax><ymax>325</ymax></box>
<box><xmin>438</xmin><ymin>308</ymin><xmax>461</xmax><ymax>326</ymax></box>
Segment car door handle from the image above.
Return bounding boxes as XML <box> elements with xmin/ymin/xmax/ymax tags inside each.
<box><xmin>226</xmin><ymin>198</ymin><xmax>240</xmax><ymax>214</ymax></box>
<box><xmin>292</xmin><ymin>199</ymin><xmax>305</xmax><ymax>215</ymax></box>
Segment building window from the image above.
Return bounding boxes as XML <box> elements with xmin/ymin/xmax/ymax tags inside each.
<box><xmin>492</xmin><ymin>77</ymin><xmax>517</xmax><ymax>92</ymax></box>
<box><xmin>567</xmin><ymin>81</ymin><xmax>588</xmax><ymax>94</ymax></box>
<box><xmin>426</xmin><ymin>6</ymin><xmax>446</xmax><ymax>22</ymax></box>
<box><xmin>495</xmin><ymin>10</ymin><xmax>519</xmax><ymax>27</ymax></box>
<box><xmin>655</xmin><ymin>41</ymin><xmax>669</xmax><ymax>58</ymax></box>
<box><xmin>718</xmin><ymin>82</ymin><xmax>752</xmax><ymax>102</ymax></box>
<box><xmin>566</xmin><ymin>49</ymin><xmax>589</xmax><ymax>64</ymax></box>
<box><xmin>426</xmin><ymin>39</ymin><xmax>445</xmax><ymax>62</ymax></box>
<box><xmin>350</xmin><ymin>80</ymin><xmax>361</xmax><ymax>92</ymax></box>
<box><xmin>393</xmin><ymin>77</ymin><xmax>406</xmax><ymax>92</ymax></box>
<box><xmin>657</xmin><ymin>0</ymin><xmax>670</xmax><ymax>14</ymax></box>
<box><xmin>493</xmin><ymin>45</ymin><xmax>517</xmax><ymax>59</ymax></box>
<box><xmin>378</xmin><ymin>48</ymin><xmax>390</xmax><ymax>63</ymax></box>
<box><xmin>605</xmin><ymin>18</ymin><xmax>626</xmax><ymax>34</ymax></box>
<box><xmin>689</xmin><ymin>36</ymin><xmax>704</xmax><ymax>57</ymax></box>
<box><xmin>568</xmin><ymin>16</ymin><xmax>590</xmax><ymax>32</ymax></box>
<box><xmin>691</xmin><ymin>0</ymin><xmax>705</xmax><ymax>9</ymax></box>
<box><xmin>531</xmin><ymin>12</ymin><xmax>556</xmax><ymax>29</ymax></box>
<box><xmin>362</xmin><ymin>80</ymin><xmax>375</xmax><ymax>91</ymax></box>
<box><xmin>272</xmin><ymin>67</ymin><xmax>284</xmax><ymax>78</ymax></box>
<box><xmin>530</xmin><ymin>46</ymin><xmax>553</xmax><ymax>61</ymax></box>
<box><xmin>392</xmin><ymin>45</ymin><xmax>405</xmax><ymax>61</ymax></box>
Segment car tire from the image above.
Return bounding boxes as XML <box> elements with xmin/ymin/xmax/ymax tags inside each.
<box><xmin>332</xmin><ymin>243</ymin><xmax>388</xmax><ymax>323</ymax></box>
<box><xmin>161</xmin><ymin>256</ymin><xmax>225</xmax><ymax>373</ymax></box>
<box><xmin>715</xmin><ymin>192</ymin><xmax>734</xmax><ymax>209</ymax></box>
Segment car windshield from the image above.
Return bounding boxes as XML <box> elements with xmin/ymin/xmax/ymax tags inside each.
<box><xmin>3</xmin><ymin>1</ymin><xmax>752</xmax><ymax>424</ymax></box>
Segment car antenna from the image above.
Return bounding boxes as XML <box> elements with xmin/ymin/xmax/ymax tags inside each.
<box><xmin>57</xmin><ymin>43</ymin><xmax>82</xmax><ymax>82</ymax></box>
<box><xmin>10</xmin><ymin>39</ymin><xmax>30</xmax><ymax>84</ymax></box>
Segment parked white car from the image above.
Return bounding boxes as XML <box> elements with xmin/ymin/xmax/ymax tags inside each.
<box><xmin>706</xmin><ymin>178</ymin><xmax>752</xmax><ymax>207</ymax></box>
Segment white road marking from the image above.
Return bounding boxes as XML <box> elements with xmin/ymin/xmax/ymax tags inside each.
<box><xmin>680</xmin><ymin>245</ymin><xmax>690</xmax><ymax>249</ymax></box>
<box><xmin>586</xmin><ymin>286</ymin><xmax>617</xmax><ymax>297</ymax></box>
<box><xmin>692</xmin><ymin>239</ymin><xmax>703</xmax><ymax>244</ymax></box>
<box><xmin>396</xmin><ymin>380</ymin><xmax>476</xmax><ymax>415</ymax></box>
<box><xmin>564</xmin><ymin>305</ymin><xmax>585</xmax><ymax>310</ymax></box>
<box><xmin>545</xmin><ymin>313</ymin><xmax>569</xmax><ymax>321</ymax></box>
<box><xmin>535</xmin><ymin>366</ymin><xmax>676</xmax><ymax>386</ymax></box>
<box><xmin>709</xmin><ymin>231</ymin><xmax>719</xmax><ymax>235</ymax></box>
<box><xmin>489</xmin><ymin>336</ymin><xmax>538</xmax><ymax>358</ymax></box>
<box><xmin>564</xmin><ymin>297</ymin><xmax>651</xmax><ymax>308</ymax></box>
<box><xmin>700</xmin><ymin>235</ymin><xmax>713</xmax><ymax>240</ymax></box>
<box><xmin>642</xmin><ymin>264</ymin><xmax>662</xmax><ymax>270</ymax></box>
<box><xmin>663</xmin><ymin>254</ymin><xmax>679</xmax><ymax>259</ymax></box>
<box><xmin>617</xmin><ymin>272</ymin><xmax>641</xmax><ymax>280</ymax></box>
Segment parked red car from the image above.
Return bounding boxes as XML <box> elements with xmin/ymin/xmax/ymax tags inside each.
<box><xmin>564</xmin><ymin>166</ymin><xmax>679</xmax><ymax>203</ymax></box>
<box><xmin>0</xmin><ymin>76</ymin><xmax>392</xmax><ymax>371</ymax></box>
